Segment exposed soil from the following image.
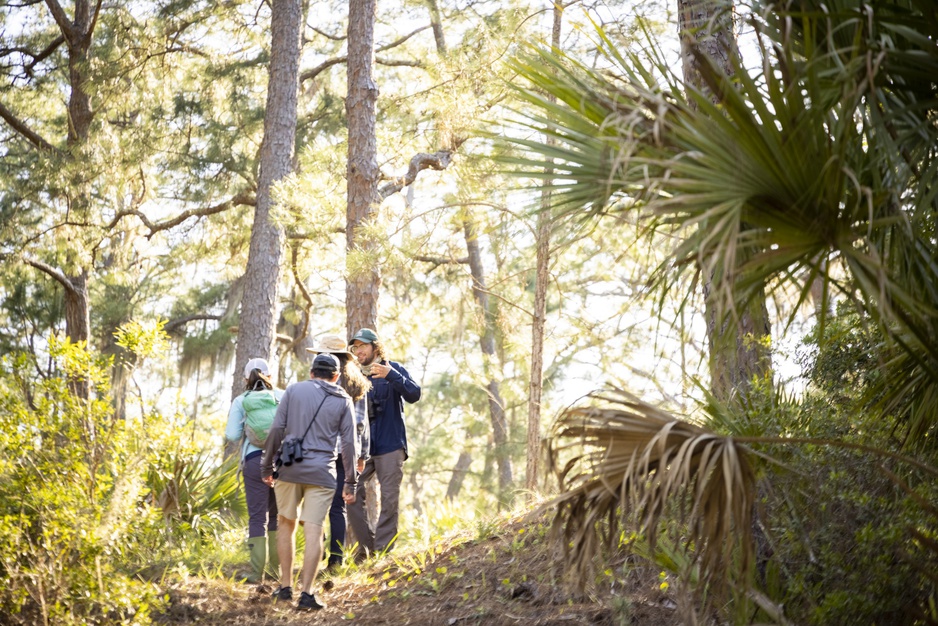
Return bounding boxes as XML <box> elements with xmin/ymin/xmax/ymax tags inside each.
<box><xmin>153</xmin><ymin>513</ymin><xmax>681</xmax><ymax>625</ymax></box>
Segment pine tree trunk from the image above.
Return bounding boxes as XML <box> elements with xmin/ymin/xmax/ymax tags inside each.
<box><xmin>62</xmin><ymin>2</ymin><xmax>95</xmax><ymax>399</ymax></box>
<box><xmin>230</xmin><ymin>0</ymin><xmax>302</xmax><ymax>409</ymax></box>
<box><xmin>463</xmin><ymin>215</ymin><xmax>513</xmax><ymax>502</ymax></box>
<box><xmin>446</xmin><ymin>449</ymin><xmax>473</xmax><ymax>500</ymax></box>
<box><xmin>426</xmin><ymin>0</ymin><xmax>447</xmax><ymax>54</ymax></box>
<box><xmin>345</xmin><ymin>0</ymin><xmax>381</xmax><ymax>336</ymax></box>
<box><xmin>345</xmin><ymin>0</ymin><xmax>382</xmax><ymax>527</ymax></box>
<box><xmin>677</xmin><ymin>0</ymin><xmax>772</xmax><ymax>403</ymax></box>
<box><xmin>526</xmin><ymin>1</ymin><xmax>563</xmax><ymax>494</ymax></box>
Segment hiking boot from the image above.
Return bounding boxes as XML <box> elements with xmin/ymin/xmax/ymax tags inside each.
<box><xmin>271</xmin><ymin>586</ymin><xmax>292</xmax><ymax>602</ymax></box>
<box><xmin>296</xmin><ymin>591</ymin><xmax>326</xmax><ymax>611</ymax></box>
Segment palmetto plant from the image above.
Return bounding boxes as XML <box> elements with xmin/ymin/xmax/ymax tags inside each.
<box><xmin>500</xmin><ymin>0</ymin><xmax>938</xmax><ymax>615</ymax></box>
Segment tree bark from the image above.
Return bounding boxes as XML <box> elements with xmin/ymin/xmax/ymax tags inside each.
<box><xmin>463</xmin><ymin>214</ymin><xmax>513</xmax><ymax>501</ymax></box>
<box><xmin>677</xmin><ymin>0</ymin><xmax>772</xmax><ymax>403</ymax></box>
<box><xmin>229</xmin><ymin>0</ymin><xmax>302</xmax><ymax>408</ymax></box>
<box><xmin>426</xmin><ymin>0</ymin><xmax>446</xmax><ymax>55</ymax></box>
<box><xmin>345</xmin><ymin>0</ymin><xmax>381</xmax><ymax>336</ymax></box>
<box><xmin>60</xmin><ymin>0</ymin><xmax>97</xmax><ymax>398</ymax></box>
<box><xmin>526</xmin><ymin>1</ymin><xmax>563</xmax><ymax>495</ymax></box>
<box><xmin>446</xmin><ymin>449</ymin><xmax>473</xmax><ymax>500</ymax></box>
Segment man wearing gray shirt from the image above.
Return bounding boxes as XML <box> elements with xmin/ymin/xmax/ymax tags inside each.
<box><xmin>261</xmin><ymin>353</ymin><xmax>359</xmax><ymax>611</ymax></box>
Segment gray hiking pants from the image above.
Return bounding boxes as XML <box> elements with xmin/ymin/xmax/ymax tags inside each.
<box><xmin>347</xmin><ymin>448</ymin><xmax>405</xmax><ymax>553</ymax></box>
<box><xmin>243</xmin><ymin>450</ymin><xmax>278</xmax><ymax>537</ymax></box>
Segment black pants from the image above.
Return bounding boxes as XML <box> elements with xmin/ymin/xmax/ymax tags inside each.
<box><xmin>326</xmin><ymin>454</ymin><xmax>346</xmax><ymax>565</ymax></box>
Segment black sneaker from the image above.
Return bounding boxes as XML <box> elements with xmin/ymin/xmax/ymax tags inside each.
<box><xmin>296</xmin><ymin>591</ymin><xmax>326</xmax><ymax>611</ymax></box>
<box><xmin>271</xmin><ymin>586</ymin><xmax>292</xmax><ymax>602</ymax></box>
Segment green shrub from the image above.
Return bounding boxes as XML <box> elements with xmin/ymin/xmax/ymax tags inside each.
<box><xmin>0</xmin><ymin>338</ymin><xmax>161</xmax><ymax>625</ymax></box>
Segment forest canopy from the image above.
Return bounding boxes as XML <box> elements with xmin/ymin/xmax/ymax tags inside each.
<box><xmin>0</xmin><ymin>0</ymin><xmax>936</xmax><ymax>624</ymax></box>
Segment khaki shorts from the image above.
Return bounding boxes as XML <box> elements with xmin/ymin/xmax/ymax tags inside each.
<box><xmin>274</xmin><ymin>481</ymin><xmax>333</xmax><ymax>527</ymax></box>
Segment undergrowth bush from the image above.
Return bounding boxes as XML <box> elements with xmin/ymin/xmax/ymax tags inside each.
<box><xmin>0</xmin><ymin>332</ymin><xmax>246</xmax><ymax>624</ymax></box>
<box><xmin>0</xmin><ymin>338</ymin><xmax>160</xmax><ymax>625</ymax></box>
<box><xmin>730</xmin><ymin>309</ymin><xmax>938</xmax><ymax>625</ymax></box>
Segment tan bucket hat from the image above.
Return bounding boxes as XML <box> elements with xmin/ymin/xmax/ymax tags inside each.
<box><xmin>306</xmin><ymin>333</ymin><xmax>353</xmax><ymax>356</ymax></box>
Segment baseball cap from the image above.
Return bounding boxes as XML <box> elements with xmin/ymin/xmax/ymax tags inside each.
<box><xmin>243</xmin><ymin>357</ymin><xmax>271</xmax><ymax>379</ymax></box>
<box><xmin>350</xmin><ymin>328</ymin><xmax>378</xmax><ymax>344</ymax></box>
<box><xmin>312</xmin><ymin>353</ymin><xmax>340</xmax><ymax>372</ymax></box>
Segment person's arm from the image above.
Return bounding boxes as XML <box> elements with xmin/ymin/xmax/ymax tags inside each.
<box><xmin>261</xmin><ymin>389</ymin><xmax>290</xmax><ymax>480</ymax></box>
<box><xmin>385</xmin><ymin>362</ymin><xmax>421</xmax><ymax>404</ymax></box>
<box><xmin>340</xmin><ymin>400</ymin><xmax>359</xmax><ymax>503</ymax></box>
<box><xmin>224</xmin><ymin>394</ymin><xmax>246</xmax><ymax>443</ymax></box>
<box><xmin>354</xmin><ymin>396</ymin><xmax>370</xmax><ymax>462</ymax></box>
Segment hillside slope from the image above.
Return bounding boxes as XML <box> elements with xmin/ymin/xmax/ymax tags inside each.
<box><xmin>154</xmin><ymin>513</ymin><xmax>680</xmax><ymax>625</ymax></box>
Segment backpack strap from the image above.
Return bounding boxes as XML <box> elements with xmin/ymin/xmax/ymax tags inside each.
<box><xmin>296</xmin><ymin>394</ymin><xmax>328</xmax><ymax>447</ymax></box>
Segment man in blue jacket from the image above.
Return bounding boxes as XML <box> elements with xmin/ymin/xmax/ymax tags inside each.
<box><xmin>346</xmin><ymin>328</ymin><xmax>421</xmax><ymax>555</ymax></box>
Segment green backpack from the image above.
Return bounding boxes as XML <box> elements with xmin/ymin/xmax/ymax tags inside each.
<box><xmin>242</xmin><ymin>389</ymin><xmax>279</xmax><ymax>447</ymax></box>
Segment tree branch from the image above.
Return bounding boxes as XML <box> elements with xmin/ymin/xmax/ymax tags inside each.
<box><xmin>308</xmin><ymin>25</ymin><xmax>346</xmax><ymax>41</ymax></box>
<box><xmin>163</xmin><ymin>314</ymin><xmax>222</xmax><ymax>334</ymax></box>
<box><xmin>413</xmin><ymin>254</ymin><xmax>468</xmax><ymax>264</ymax></box>
<box><xmin>43</xmin><ymin>0</ymin><xmax>76</xmax><ymax>40</ymax></box>
<box><xmin>23</xmin><ymin>257</ymin><xmax>77</xmax><ymax>295</ymax></box>
<box><xmin>300</xmin><ymin>55</ymin><xmax>347</xmax><ymax>82</ymax></box>
<box><xmin>284</xmin><ymin>245</ymin><xmax>313</xmax><ymax>356</ymax></box>
<box><xmin>87</xmin><ymin>0</ymin><xmax>104</xmax><ymax>41</ymax></box>
<box><xmin>27</xmin><ymin>34</ymin><xmax>65</xmax><ymax>73</ymax></box>
<box><xmin>378</xmin><ymin>150</ymin><xmax>453</xmax><ymax>200</ymax></box>
<box><xmin>105</xmin><ymin>191</ymin><xmax>255</xmax><ymax>237</ymax></box>
<box><xmin>300</xmin><ymin>25</ymin><xmax>431</xmax><ymax>83</ymax></box>
<box><xmin>0</xmin><ymin>99</ymin><xmax>59</xmax><ymax>153</ymax></box>
<box><xmin>375</xmin><ymin>56</ymin><xmax>424</xmax><ymax>68</ymax></box>
<box><xmin>376</xmin><ymin>25</ymin><xmax>430</xmax><ymax>53</ymax></box>
<box><xmin>0</xmin><ymin>34</ymin><xmax>65</xmax><ymax>72</ymax></box>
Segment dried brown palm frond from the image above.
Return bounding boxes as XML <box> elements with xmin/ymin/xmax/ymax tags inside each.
<box><xmin>541</xmin><ymin>389</ymin><xmax>756</xmax><ymax>599</ymax></box>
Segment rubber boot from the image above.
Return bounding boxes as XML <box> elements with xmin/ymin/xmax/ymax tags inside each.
<box><xmin>245</xmin><ymin>537</ymin><xmax>266</xmax><ymax>583</ymax></box>
<box><xmin>265</xmin><ymin>531</ymin><xmax>280</xmax><ymax>580</ymax></box>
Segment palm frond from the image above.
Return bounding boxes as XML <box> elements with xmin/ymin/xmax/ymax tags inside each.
<box><xmin>498</xmin><ymin>0</ymin><xmax>938</xmax><ymax>446</ymax></box>
<box><xmin>542</xmin><ymin>389</ymin><xmax>756</xmax><ymax>598</ymax></box>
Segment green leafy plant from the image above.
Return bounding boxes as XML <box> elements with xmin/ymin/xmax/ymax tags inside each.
<box><xmin>0</xmin><ymin>339</ymin><xmax>161</xmax><ymax>625</ymax></box>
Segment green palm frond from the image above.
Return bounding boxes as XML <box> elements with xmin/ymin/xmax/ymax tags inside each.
<box><xmin>498</xmin><ymin>0</ymin><xmax>938</xmax><ymax>445</ymax></box>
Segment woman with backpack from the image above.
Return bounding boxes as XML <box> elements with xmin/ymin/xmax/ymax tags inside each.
<box><xmin>306</xmin><ymin>334</ymin><xmax>371</xmax><ymax>571</ymax></box>
<box><xmin>225</xmin><ymin>357</ymin><xmax>285</xmax><ymax>584</ymax></box>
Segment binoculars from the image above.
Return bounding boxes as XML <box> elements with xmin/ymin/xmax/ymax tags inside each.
<box><xmin>279</xmin><ymin>437</ymin><xmax>304</xmax><ymax>466</ymax></box>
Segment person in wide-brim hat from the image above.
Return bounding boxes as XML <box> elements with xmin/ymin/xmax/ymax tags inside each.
<box><xmin>306</xmin><ymin>334</ymin><xmax>353</xmax><ymax>356</ymax></box>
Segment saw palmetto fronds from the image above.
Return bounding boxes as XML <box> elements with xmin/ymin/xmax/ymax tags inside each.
<box><xmin>543</xmin><ymin>389</ymin><xmax>756</xmax><ymax>597</ymax></box>
<box><xmin>500</xmin><ymin>0</ymin><xmax>938</xmax><ymax>449</ymax></box>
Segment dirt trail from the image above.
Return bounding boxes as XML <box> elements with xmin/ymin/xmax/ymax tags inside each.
<box><xmin>155</xmin><ymin>516</ymin><xmax>680</xmax><ymax>625</ymax></box>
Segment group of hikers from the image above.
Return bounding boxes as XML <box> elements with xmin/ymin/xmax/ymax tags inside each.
<box><xmin>224</xmin><ymin>327</ymin><xmax>421</xmax><ymax>611</ymax></box>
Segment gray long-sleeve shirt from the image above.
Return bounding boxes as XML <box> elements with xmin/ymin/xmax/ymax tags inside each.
<box><xmin>260</xmin><ymin>377</ymin><xmax>359</xmax><ymax>489</ymax></box>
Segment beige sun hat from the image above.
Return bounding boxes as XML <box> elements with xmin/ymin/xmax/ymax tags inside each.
<box><xmin>306</xmin><ymin>333</ymin><xmax>353</xmax><ymax>355</ymax></box>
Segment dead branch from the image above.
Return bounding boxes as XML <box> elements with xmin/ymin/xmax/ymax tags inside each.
<box><xmin>163</xmin><ymin>314</ymin><xmax>222</xmax><ymax>334</ymax></box>
<box><xmin>378</xmin><ymin>150</ymin><xmax>453</xmax><ymax>200</ymax></box>
<box><xmin>104</xmin><ymin>191</ymin><xmax>255</xmax><ymax>237</ymax></box>
<box><xmin>377</xmin><ymin>25</ymin><xmax>431</xmax><ymax>53</ymax></box>
<box><xmin>23</xmin><ymin>256</ymin><xmax>77</xmax><ymax>295</ymax></box>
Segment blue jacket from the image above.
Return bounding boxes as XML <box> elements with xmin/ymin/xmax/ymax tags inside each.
<box><xmin>368</xmin><ymin>360</ymin><xmax>421</xmax><ymax>457</ymax></box>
